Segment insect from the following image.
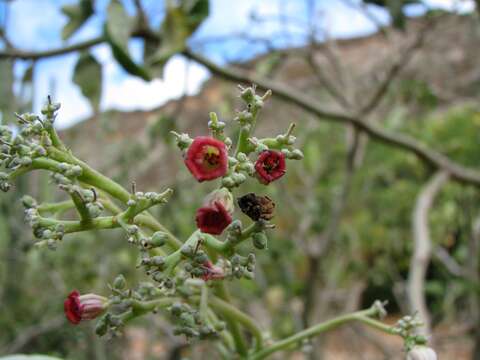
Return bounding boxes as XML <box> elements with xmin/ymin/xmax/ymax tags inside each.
<box><xmin>237</xmin><ymin>193</ymin><xmax>275</xmax><ymax>221</ymax></box>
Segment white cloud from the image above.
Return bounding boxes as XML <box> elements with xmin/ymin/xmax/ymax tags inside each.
<box><xmin>102</xmin><ymin>55</ymin><xmax>210</xmax><ymax>112</ymax></box>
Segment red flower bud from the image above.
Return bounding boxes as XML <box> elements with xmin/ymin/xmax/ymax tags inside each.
<box><xmin>64</xmin><ymin>290</ymin><xmax>107</xmax><ymax>325</ymax></box>
<box><xmin>255</xmin><ymin>150</ymin><xmax>286</xmax><ymax>185</ymax></box>
<box><xmin>184</xmin><ymin>136</ymin><xmax>228</xmax><ymax>182</ymax></box>
<box><xmin>195</xmin><ymin>188</ymin><xmax>234</xmax><ymax>235</ymax></box>
<box><xmin>201</xmin><ymin>261</ymin><xmax>225</xmax><ymax>281</ymax></box>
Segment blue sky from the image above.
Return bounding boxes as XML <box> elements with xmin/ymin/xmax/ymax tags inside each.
<box><xmin>0</xmin><ymin>0</ymin><xmax>474</xmax><ymax>128</ymax></box>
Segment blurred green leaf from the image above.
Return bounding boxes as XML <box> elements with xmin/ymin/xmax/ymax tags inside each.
<box><xmin>61</xmin><ymin>0</ymin><xmax>94</xmax><ymax>40</ymax></box>
<box><xmin>104</xmin><ymin>0</ymin><xmax>151</xmax><ymax>81</ymax></box>
<box><xmin>73</xmin><ymin>52</ymin><xmax>102</xmax><ymax>112</ymax></box>
<box><xmin>147</xmin><ymin>0</ymin><xmax>209</xmax><ymax>76</ymax></box>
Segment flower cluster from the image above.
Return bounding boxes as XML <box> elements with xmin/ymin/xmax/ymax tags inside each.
<box><xmin>173</xmin><ymin>86</ymin><xmax>302</xmax><ymax>241</ymax></box>
<box><xmin>0</xmin><ymin>88</ymin><xmax>437</xmax><ymax>357</ymax></box>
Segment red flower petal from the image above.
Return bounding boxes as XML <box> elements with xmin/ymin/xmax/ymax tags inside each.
<box><xmin>185</xmin><ymin>136</ymin><xmax>228</xmax><ymax>182</ymax></box>
<box><xmin>195</xmin><ymin>201</ymin><xmax>232</xmax><ymax>235</ymax></box>
<box><xmin>64</xmin><ymin>290</ymin><xmax>82</xmax><ymax>325</ymax></box>
<box><xmin>255</xmin><ymin>150</ymin><xmax>286</xmax><ymax>185</ymax></box>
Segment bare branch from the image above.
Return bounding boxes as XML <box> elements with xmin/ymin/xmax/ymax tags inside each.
<box><xmin>0</xmin><ymin>36</ymin><xmax>105</xmax><ymax>60</ymax></box>
<box><xmin>408</xmin><ymin>171</ymin><xmax>449</xmax><ymax>337</ymax></box>
<box><xmin>183</xmin><ymin>49</ymin><xmax>480</xmax><ymax>187</ymax></box>
<box><xmin>359</xmin><ymin>20</ymin><xmax>433</xmax><ymax>116</ymax></box>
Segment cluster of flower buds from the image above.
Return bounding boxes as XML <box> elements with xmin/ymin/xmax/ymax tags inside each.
<box><xmin>169</xmin><ymin>302</ymin><xmax>221</xmax><ymax>339</ymax></box>
<box><xmin>93</xmin><ymin>275</ymin><xmax>166</xmax><ymax>337</ymax></box>
<box><xmin>180</xmin><ymin>243</ymin><xmax>225</xmax><ymax>281</ymax></box>
<box><xmin>22</xmin><ymin>196</ymin><xmax>65</xmax><ymax>249</ymax></box>
<box><xmin>0</xmin><ymin>98</ymin><xmax>61</xmax><ymax>188</ymax></box>
<box><xmin>391</xmin><ymin>313</ymin><xmax>430</xmax><ymax>352</ymax></box>
<box><xmin>229</xmin><ymin>253</ymin><xmax>256</xmax><ymax>279</ymax></box>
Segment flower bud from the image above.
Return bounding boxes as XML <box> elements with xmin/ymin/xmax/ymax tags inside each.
<box><xmin>64</xmin><ymin>290</ymin><xmax>108</xmax><ymax>324</ymax></box>
<box><xmin>21</xmin><ymin>195</ymin><xmax>37</xmax><ymax>209</ymax></box>
<box><xmin>201</xmin><ymin>261</ymin><xmax>225</xmax><ymax>281</ymax></box>
<box><xmin>407</xmin><ymin>346</ymin><xmax>437</xmax><ymax>360</ymax></box>
<box><xmin>113</xmin><ymin>275</ymin><xmax>126</xmax><ymax>290</ymax></box>
<box><xmin>95</xmin><ymin>316</ymin><xmax>108</xmax><ymax>336</ymax></box>
<box><xmin>149</xmin><ymin>231</ymin><xmax>168</xmax><ymax>247</ymax></box>
<box><xmin>252</xmin><ymin>232</ymin><xmax>268</xmax><ymax>249</ymax></box>
<box><xmin>290</xmin><ymin>149</ymin><xmax>304</xmax><ymax>160</ymax></box>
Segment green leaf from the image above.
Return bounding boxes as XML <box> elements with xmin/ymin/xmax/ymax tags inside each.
<box><xmin>104</xmin><ymin>0</ymin><xmax>151</xmax><ymax>81</ymax></box>
<box><xmin>61</xmin><ymin>0</ymin><xmax>94</xmax><ymax>40</ymax></box>
<box><xmin>146</xmin><ymin>0</ymin><xmax>209</xmax><ymax>76</ymax></box>
<box><xmin>73</xmin><ymin>52</ymin><xmax>103</xmax><ymax>112</ymax></box>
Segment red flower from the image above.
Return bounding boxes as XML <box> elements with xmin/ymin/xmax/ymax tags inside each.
<box><xmin>185</xmin><ymin>136</ymin><xmax>228</xmax><ymax>182</ymax></box>
<box><xmin>195</xmin><ymin>188</ymin><xmax>234</xmax><ymax>235</ymax></box>
<box><xmin>196</xmin><ymin>201</ymin><xmax>232</xmax><ymax>235</ymax></box>
<box><xmin>255</xmin><ymin>150</ymin><xmax>286</xmax><ymax>185</ymax></box>
<box><xmin>64</xmin><ymin>290</ymin><xmax>107</xmax><ymax>325</ymax></box>
<box><xmin>201</xmin><ymin>261</ymin><xmax>225</xmax><ymax>281</ymax></box>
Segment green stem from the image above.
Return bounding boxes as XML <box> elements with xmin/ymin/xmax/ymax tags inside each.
<box><xmin>37</xmin><ymin>200</ymin><xmax>74</xmax><ymax>215</ymax></box>
<box><xmin>70</xmin><ymin>189</ymin><xmax>91</xmax><ymax>223</ymax></box>
<box><xmin>215</xmin><ymin>282</ymin><xmax>249</xmax><ymax>356</ymax></box>
<box><xmin>209</xmin><ymin>296</ymin><xmax>263</xmax><ymax>351</ymax></box>
<box><xmin>47</xmin><ymin>146</ymin><xmax>182</xmax><ymax>249</ymax></box>
<box><xmin>249</xmin><ymin>308</ymin><xmax>396</xmax><ymax>360</ymax></box>
<box><xmin>202</xmin><ymin>222</ymin><xmax>260</xmax><ymax>255</ymax></box>
<box><xmin>39</xmin><ymin>215</ymin><xmax>117</xmax><ymax>233</ymax></box>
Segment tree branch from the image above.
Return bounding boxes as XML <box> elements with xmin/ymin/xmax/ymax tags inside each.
<box><xmin>183</xmin><ymin>49</ymin><xmax>480</xmax><ymax>187</ymax></box>
<box><xmin>0</xmin><ymin>37</ymin><xmax>105</xmax><ymax>60</ymax></box>
<box><xmin>408</xmin><ymin>171</ymin><xmax>449</xmax><ymax>337</ymax></box>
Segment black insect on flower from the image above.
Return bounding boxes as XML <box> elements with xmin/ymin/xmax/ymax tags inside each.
<box><xmin>237</xmin><ymin>193</ymin><xmax>275</xmax><ymax>221</ymax></box>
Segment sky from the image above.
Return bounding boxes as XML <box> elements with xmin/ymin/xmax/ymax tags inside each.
<box><xmin>0</xmin><ymin>0</ymin><xmax>475</xmax><ymax>128</ymax></box>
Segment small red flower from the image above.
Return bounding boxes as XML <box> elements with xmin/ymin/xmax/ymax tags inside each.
<box><xmin>64</xmin><ymin>290</ymin><xmax>107</xmax><ymax>325</ymax></box>
<box><xmin>255</xmin><ymin>150</ymin><xmax>286</xmax><ymax>185</ymax></box>
<box><xmin>196</xmin><ymin>201</ymin><xmax>232</xmax><ymax>235</ymax></box>
<box><xmin>201</xmin><ymin>261</ymin><xmax>225</xmax><ymax>281</ymax></box>
<box><xmin>184</xmin><ymin>136</ymin><xmax>228</xmax><ymax>182</ymax></box>
<box><xmin>195</xmin><ymin>188</ymin><xmax>234</xmax><ymax>235</ymax></box>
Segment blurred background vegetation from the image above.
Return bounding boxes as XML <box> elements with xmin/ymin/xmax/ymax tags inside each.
<box><xmin>1</xmin><ymin>0</ymin><xmax>480</xmax><ymax>359</ymax></box>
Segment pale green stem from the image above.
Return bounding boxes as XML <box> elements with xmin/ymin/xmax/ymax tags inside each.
<box><xmin>249</xmin><ymin>308</ymin><xmax>397</xmax><ymax>360</ymax></box>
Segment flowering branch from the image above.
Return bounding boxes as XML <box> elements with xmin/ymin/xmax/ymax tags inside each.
<box><xmin>0</xmin><ymin>86</ymin><xmax>435</xmax><ymax>359</ymax></box>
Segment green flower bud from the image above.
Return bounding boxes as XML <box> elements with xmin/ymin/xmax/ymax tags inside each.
<box><xmin>252</xmin><ymin>232</ymin><xmax>268</xmax><ymax>250</ymax></box>
<box><xmin>275</xmin><ymin>134</ymin><xmax>286</xmax><ymax>143</ymax></box>
<box><xmin>181</xmin><ymin>244</ymin><xmax>194</xmax><ymax>258</ymax></box>
<box><xmin>221</xmin><ymin>176</ymin><xmax>235</xmax><ymax>188</ymax></box>
<box><xmin>228</xmin><ymin>157</ymin><xmax>238</xmax><ymax>166</ymax></box>
<box><xmin>171</xmin><ymin>303</ymin><xmax>183</xmax><ymax>316</ymax></box>
<box><xmin>151</xmin><ymin>256</ymin><xmax>165</xmax><ymax>268</ymax></box>
<box><xmin>150</xmin><ymin>232</ymin><xmax>168</xmax><ymax>247</ymax></box>
<box><xmin>290</xmin><ymin>149</ymin><xmax>304</xmax><ymax>160</ymax></box>
<box><xmin>87</xmin><ymin>203</ymin><xmax>103</xmax><ymax>218</ymax></box>
<box><xmin>193</xmin><ymin>252</ymin><xmax>208</xmax><ymax>264</ymax></box>
<box><xmin>113</xmin><ymin>274</ymin><xmax>126</xmax><ymax>290</ymax></box>
<box><xmin>232</xmin><ymin>173</ymin><xmax>246</xmax><ymax>185</ymax></box>
<box><xmin>21</xmin><ymin>195</ymin><xmax>37</xmax><ymax>209</ymax></box>
<box><xmin>237</xmin><ymin>152</ymin><xmax>248</xmax><ymax>162</ymax></box>
<box><xmin>95</xmin><ymin>317</ymin><xmax>108</xmax><ymax>336</ymax></box>
<box><xmin>20</xmin><ymin>156</ymin><xmax>32</xmax><ymax>166</ymax></box>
